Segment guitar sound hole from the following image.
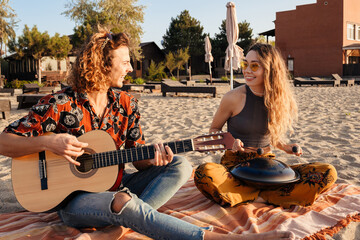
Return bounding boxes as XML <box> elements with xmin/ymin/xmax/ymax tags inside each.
<box><xmin>75</xmin><ymin>153</ymin><xmax>93</xmax><ymax>173</ymax></box>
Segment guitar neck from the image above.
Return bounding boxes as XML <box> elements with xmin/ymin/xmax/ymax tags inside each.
<box><xmin>91</xmin><ymin>139</ymin><xmax>194</xmax><ymax>169</ymax></box>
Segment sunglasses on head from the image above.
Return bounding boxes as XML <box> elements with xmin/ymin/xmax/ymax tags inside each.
<box><xmin>240</xmin><ymin>61</ymin><xmax>261</xmax><ymax>72</ymax></box>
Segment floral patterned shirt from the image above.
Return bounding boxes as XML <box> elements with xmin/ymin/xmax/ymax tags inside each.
<box><xmin>4</xmin><ymin>87</ymin><xmax>145</xmax><ymax>190</ymax></box>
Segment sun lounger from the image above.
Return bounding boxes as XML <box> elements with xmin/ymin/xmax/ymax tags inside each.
<box><xmin>38</xmin><ymin>87</ymin><xmax>55</xmax><ymax>94</ymax></box>
<box><xmin>0</xmin><ymin>99</ymin><xmax>11</xmax><ymax>120</ymax></box>
<box><xmin>17</xmin><ymin>94</ymin><xmax>48</xmax><ymax>109</ymax></box>
<box><xmin>17</xmin><ymin>85</ymin><xmax>55</xmax><ymax>109</ymax></box>
<box><xmin>293</xmin><ymin>77</ymin><xmax>340</xmax><ymax>87</ymax></box>
<box><xmin>205</xmin><ymin>78</ymin><xmax>230</xmax><ymax>85</ymax></box>
<box><xmin>331</xmin><ymin>73</ymin><xmax>355</xmax><ymax>86</ymax></box>
<box><xmin>161</xmin><ymin>79</ymin><xmax>216</xmax><ymax>97</ymax></box>
<box><xmin>121</xmin><ymin>84</ymin><xmax>160</xmax><ymax>93</ymax></box>
<box><xmin>310</xmin><ymin>77</ymin><xmax>323</xmax><ymax>81</ymax></box>
<box><xmin>0</xmin><ymin>88</ymin><xmax>15</xmax><ymax>96</ymax></box>
<box><xmin>22</xmin><ymin>84</ymin><xmax>40</xmax><ymax>94</ymax></box>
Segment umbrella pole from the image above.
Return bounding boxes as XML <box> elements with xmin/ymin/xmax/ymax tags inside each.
<box><xmin>209</xmin><ymin>62</ymin><xmax>212</xmax><ymax>85</ymax></box>
<box><xmin>230</xmin><ymin>57</ymin><xmax>233</xmax><ymax>90</ymax></box>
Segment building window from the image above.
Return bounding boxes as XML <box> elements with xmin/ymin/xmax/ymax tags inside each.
<box><xmin>349</xmin><ymin>56</ymin><xmax>360</xmax><ymax>64</ymax></box>
<box><xmin>287</xmin><ymin>58</ymin><xmax>294</xmax><ymax>71</ymax></box>
<box><xmin>356</xmin><ymin>25</ymin><xmax>360</xmax><ymax>41</ymax></box>
<box><xmin>347</xmin><ymin>23</ymin><xmax>355</xmax><ymax>40</ymax></box>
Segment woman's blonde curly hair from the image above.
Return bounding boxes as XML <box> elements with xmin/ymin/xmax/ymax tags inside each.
<box><xmin>249</xmin><ymin>43</ymin><xmax>298</xmax><ymax>147</ymax></box>
<box><xmin>67</xmin><ymin>28</ymin><xmax>130</xmax><ymax>93</ymax></box>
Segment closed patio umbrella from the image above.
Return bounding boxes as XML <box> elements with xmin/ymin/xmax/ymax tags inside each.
<box><xmin>204</xmin><ymin>36</ymin><xmax>214</xmax><ymax>84</ymax></box>
<box><xmin>225</xmin><ymin>2</ymin><xmax>244</xmax><ymax>89</ymax></box>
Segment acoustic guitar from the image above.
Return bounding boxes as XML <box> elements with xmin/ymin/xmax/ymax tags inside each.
<box><xmin>12</xmin><ymin>130</ymin><xmax>235</xmax><ymax>212</ymax></box>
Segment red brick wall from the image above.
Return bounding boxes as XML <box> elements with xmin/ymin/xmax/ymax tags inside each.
<box><xmin>275</xmin><ymin>0</ymin><xmax>344</xmax><ymax>77</ymax></box>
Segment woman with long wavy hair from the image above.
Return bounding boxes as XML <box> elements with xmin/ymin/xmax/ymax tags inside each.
<box><xmin>194</xmin><ymin>43</ymin><xmax>337</xmax><ymax>208</ymax></box>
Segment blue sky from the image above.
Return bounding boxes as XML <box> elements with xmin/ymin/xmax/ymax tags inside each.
<box><xmin>10</xmin><ymin>0</ymin><xmax>316</xmax><ymax>47</ymax></box>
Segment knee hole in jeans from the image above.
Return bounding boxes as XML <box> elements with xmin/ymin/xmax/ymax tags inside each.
<box><xmin>111</xmin><ymin>192</ymin><xmax>132</xmax><ymax>213</ymax></box>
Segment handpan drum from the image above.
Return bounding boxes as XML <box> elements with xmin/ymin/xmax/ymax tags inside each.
<box><xmin>230</xmin><ymin>157</ymin><xmax>300</xmax><ymax>190</ymax></box>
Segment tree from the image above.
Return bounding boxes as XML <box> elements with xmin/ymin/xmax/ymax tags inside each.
<box><xmin>8</xmin><ymin>25</ymin><xmax>50</xmax><ymax>83</ymax></box>
<box><xmin>238</xmin><ymin>21</ymin><xmax>254</xmax><ymax>51</ymax></box>
<box><xmin>211</xmin><ymin>20</ymin><xmax>228</xmax><ymax>60</ymax></box>
<box><xmin>211</xmin><ymin>20</ymin><xmax>254</xmax><ymax>60</ymax></box>
<box><xmin>164</xmin><ymin>52</ymin><xmax>176</xmax><ymax>77</ymax></box>
<box><xmin>63</xmin><ymin>0</ymin><xmax>145</xmax><ymax>59</ymax></box>
<box><xmin>0</xmin><ymin>0</ymin><xmax>17</xmax><ymax>76</ymax></box>
<box><xmin>174</xmin><ymin>47</ymin><xmax>190</xmax><ymax>80</ymax></box>
<box><xmin>48</xmin><ymin>33</ymin><xmax>73</xmax><ymax>70</ymax></box>
<box><xmin>164</xmin><ymin>48</ymin><xmax>190</xmax><ymax>80</ymax></box>
<box><xmin>147</xmin><ymin>60</ymin><xmax>166</xmax><ymax>81</ymax></box>
<box><xmin>162</xmin><ymin>10</ymin><xmax>205</xmax><ymax>57</ymax></box>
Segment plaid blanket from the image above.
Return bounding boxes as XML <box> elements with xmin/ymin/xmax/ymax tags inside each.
<box><xmin>1</xmin><ymin>178</ymin><xmax>360</xmax><ymax>240</ymax></box>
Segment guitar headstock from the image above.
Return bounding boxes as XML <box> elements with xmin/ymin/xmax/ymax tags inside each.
<box><xmin>193</xmin><ymin>132</ymin><xmax>235</xmax><ymax>153</ymax></box>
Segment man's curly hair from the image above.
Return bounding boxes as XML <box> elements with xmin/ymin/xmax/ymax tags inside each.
<box><xmin>67</xmin><ymin>28</ymin><xmax>130</xmax><ymax>93</ymax></box>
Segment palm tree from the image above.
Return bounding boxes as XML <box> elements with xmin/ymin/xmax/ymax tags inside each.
<box><xmin>174</xmin><ymin>47</ymin><xmax>190</xmax><ymax>80</ymax></box>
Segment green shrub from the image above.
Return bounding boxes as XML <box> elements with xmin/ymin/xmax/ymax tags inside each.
<box><xmin>221</xmin><ymin>76</ymin><xmax>229</xmax><ymax>81</ymax></box>
<box><xmin>147</xmin><ymin>60</ymin><xmax>167</xmax><ymax>81</ymax></box>
<box><xmin>134</xmin><ymin>78</ymin><xmax>145</xmax><ymax>85</ymax></box>
<box><xmin>170</xmin><ymin>76</ymin><xmax>177</xmax><ymax>81</ymax></box>
<box><xmin>4</xmin><ymin>79</ymin><xmax>41</xmax><ymax>89</ymax></box>
<box><xmin>151</xmin><ymin>72</ymin><xmax>167</xmax><ymax>82</ymax></box>
<box><xmin>124</xmin><ymin>75</ymin><xmax>133</xmax><ymax>84</ymax></box>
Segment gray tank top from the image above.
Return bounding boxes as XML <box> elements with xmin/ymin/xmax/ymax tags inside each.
<box><xmin>227</xmin><ymin>85</ymin><xmax>270</xmax><ymax>148</ymax></box>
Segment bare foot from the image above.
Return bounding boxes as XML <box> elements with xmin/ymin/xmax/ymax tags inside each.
<box><xmin>74</xmin><ymin>226</ymin><xmax>130</xmax><ymax>240</ymax></box>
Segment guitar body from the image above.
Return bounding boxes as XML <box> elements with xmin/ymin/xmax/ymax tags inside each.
<box><xmin>11</xmin><ymin>130</ymin><xmax>119</xmax><ymax>212</ymax></box>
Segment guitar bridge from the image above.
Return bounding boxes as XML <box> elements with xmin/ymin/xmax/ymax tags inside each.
<box><xmin>38</xmin><ymin>151</ymin><xmax>48</xmax><ymax>190</ymax></box>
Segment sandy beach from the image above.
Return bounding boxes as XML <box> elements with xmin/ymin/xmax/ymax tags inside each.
<box><xmin>0</xmin><ymin>84</ymin><xmax>360</xmax><ymax>239</ymax></box>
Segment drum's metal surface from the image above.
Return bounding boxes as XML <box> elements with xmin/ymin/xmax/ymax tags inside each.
<box><xmin>230</xmin><ymin>157</ymin><xmax>300</xmax><ymax>189</ymax></box>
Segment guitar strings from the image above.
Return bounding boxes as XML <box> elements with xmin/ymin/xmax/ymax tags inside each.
<box><xmin>44</xmin><ymin>141</ymin><xmax>194</xmax><ymax>168</ymax></box>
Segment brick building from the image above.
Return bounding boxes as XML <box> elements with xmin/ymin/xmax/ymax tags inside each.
<box><xmin>274</xmin><ymin>0</ymin><xmax>360</xmax><ymax>77</ymax></box>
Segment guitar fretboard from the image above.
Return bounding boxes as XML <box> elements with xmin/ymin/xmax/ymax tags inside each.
<box><xmin>91</xmin><ymin>139</ymin><xmax>194</xmax><ymax>169</ymax></box>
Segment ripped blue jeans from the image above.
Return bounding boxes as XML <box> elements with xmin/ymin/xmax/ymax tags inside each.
<box><xmin>58</xmin><ymin>156</ymin><xmax>210</xmax><ymax>240</ymax></box>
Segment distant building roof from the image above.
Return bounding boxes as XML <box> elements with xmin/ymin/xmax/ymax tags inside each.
<box><xmin>259</xmin><ymin>29</ymin><xmax>275</xmax><ymax>37</ymax></box>
<box><xmin>343</xmin><ymin>43</ymin><xmax>360</xmax><ymax>50</ymax></box>
<box><xmin>140</xmin><ymin>42</ymin><xmax>155</xmax><ymax>47</ymax></box>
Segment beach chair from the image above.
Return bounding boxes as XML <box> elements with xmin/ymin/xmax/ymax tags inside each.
<box><xmin>39</xmin><ymin>86</ymin><xmax>55</xmax><ymax>94</ymax></box>
<box><xmin>17</xmin><ymin>94</ymin><xmax>47</xmax><ymax>109</ymax></box>
<box><xmin>0</xmin><ymin>99</ymin><xmax>11</xmax><ymax>120</ymax></box>
<box><xmin>22</xmin><ymin>84</ymin><xmax>40</xmax><ymax>94</ymax></box>
<box><xmin>161</xmin><ymin>79</ymin><xmax>216</xmax><ymax>97</ymax></box>
<box><xmin>310</xmin><ymin>77</ymin><xmax>323</xmax><ymax>81</ymax></box>
<box><xmin>331</xmin><ymin>74</ymin><xmax>355</xmax><ymax>86</ymax></box>
<box><xmin>294</xmin><ymin>77</ymin><xmax>340</xmax><ymax>87</ymax></box>
<box><xmin>0</xmin><ymin>88</ymin><xmax>15</xmax><ymax>96</ymax></box>
<box><xmin>17</xmin><ymin>84</ymin><xmax>49</xmax><ymax>109</ymax></box>
<box><xmin>293</xmin><ymin>77</ymin><xmax>315</xmax><ymax>86</ymax></box>
<box><xmin>206</xmin><ymin>78</ymin><xmax>230</xmax><ymax>85</ymax></box>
